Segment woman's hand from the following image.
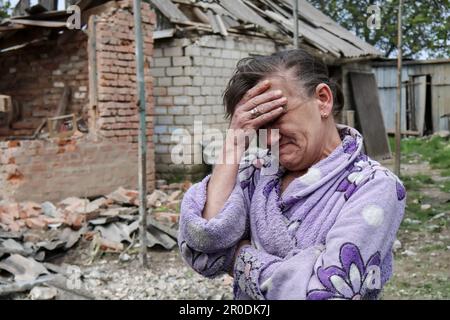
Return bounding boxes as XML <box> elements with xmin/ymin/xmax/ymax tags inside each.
<box><xmin>228</xmin><ymin>239</ymin><xmax>252</xmax><ymax>277</ymax></box>
<box><xmin>203</xmin><ymin>80</ymin><xmax>286</xmax><ymax>221</ymax></box>
<box><xmin>227</xmin><ymin>80</ymin><xmax>287</xmax><ymax>150</ymax></box>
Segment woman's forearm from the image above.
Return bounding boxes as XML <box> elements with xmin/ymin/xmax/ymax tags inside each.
<box><xmin>202</xmin><ymin>133</ymin><xmax>246</xmax><ymax>221</ymax></box>
<box><xmin>202</xmin><ymin>80</ymin><xmax>284</xmax><ymax>221</ymax></box>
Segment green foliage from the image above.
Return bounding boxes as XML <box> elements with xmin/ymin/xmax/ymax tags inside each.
<box><xmin>308</xmin><ymin>0</ymin><xmax>450</xmax><ymax>59</ymax></box>
<box><xmin>0</xmin><ymin>0</ymin><xmax>10</xmax><ymax>20</ymax></box>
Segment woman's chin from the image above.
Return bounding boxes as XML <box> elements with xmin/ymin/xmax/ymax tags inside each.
<box><xmin>280</xmin><ymin>154</ymin><xmax>303</xmax><ymax>171</ymax></box>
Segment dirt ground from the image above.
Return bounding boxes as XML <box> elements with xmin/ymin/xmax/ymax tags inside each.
<box><xmin>11</xmin><ymin>137</ymin><xmax>449</xmax><ymax>300</ymax></box>
<box><xmin>380</xmin><ymin>159</ymin><xmax>450</xmax><ymax>300</ymax></box>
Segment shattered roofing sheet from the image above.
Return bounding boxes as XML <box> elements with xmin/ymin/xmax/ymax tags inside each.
<box><xmin>150</xmin><ymin>0</ymin><xmax>381</xmax><ymax>58</ymax></box>
<box><xmin>0</xmin><ymin>0</ymin><xmax>110</xmax><ymax>51</ymax></box>
<box><xmin>2</xmin><ymin>0</ymin><xmax>381</xmax><ymax>58</ymax></box>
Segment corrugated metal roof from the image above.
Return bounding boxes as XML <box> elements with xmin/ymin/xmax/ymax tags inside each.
<box><xmin>150</xmin><ymin>0</ymin><xmax>381</xmax><ymax>59</ymax></box>
<box><xmin>1</xmin><ymin>0</ymin><xmax>381</xmax><ymax>59</ymax></box>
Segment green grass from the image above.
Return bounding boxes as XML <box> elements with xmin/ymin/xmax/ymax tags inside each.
<box><xmin>439</xmin><ymin>180</ymin><xmax>450</xmax><ymax>193</ymax></box>
<box><xmin>401</xmin><ymin>174</ymin><xmax>434</xmax><ymax>190</ymax></box>
<box><xmin>153</xmin><ymin>206</ymin><xmax>170</xmax><ymax>213</ymax></box>
<box><xmin>389</xmin><ymin>136</ymin><xmax>450</xmax><ymax>175</ymax></box>
<box><xmin>420</xmin><ymin>243</ymin><xmax>448</xmax><ymax>252</ymax></box>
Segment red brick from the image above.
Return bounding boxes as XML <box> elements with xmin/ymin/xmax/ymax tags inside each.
<box><xmin>153</xmin><ymin>211</ymin><xmax>179</xmax><ymax>224</ymax></box>
<box><xmin>25</xmin><ymin>217</ymin><xmax>47</xmax><ymax>229</ymax></box>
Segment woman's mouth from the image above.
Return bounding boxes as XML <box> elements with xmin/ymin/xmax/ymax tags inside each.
<box><xmin>279</xmin><ymin>142</ymin><xmax>292</xmax><ymax>152</ymax></box>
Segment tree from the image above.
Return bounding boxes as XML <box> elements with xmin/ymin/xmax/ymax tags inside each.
<box><xmin>308</xmin><ymin>0</ymin><xmax>450</xmax><ymax>59</ymax></box>
<box><xmin>0</xmin><ymin>0</ymin><xmax>11</xmax><ymax>21</ymax></box>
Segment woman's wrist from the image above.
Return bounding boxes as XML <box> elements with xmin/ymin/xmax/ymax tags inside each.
<box><xmin>228</xmin><ymin>240</ymin><xmax>252</xmax><ymax>276</ymax></box>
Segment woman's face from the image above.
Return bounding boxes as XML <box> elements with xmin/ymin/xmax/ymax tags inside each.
<box><xmin>263</xmin><ymin>75</ymin><xmax>334</xmax><ymax>172</ymax></box>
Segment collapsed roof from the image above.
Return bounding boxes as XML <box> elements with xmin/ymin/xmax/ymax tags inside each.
<box><xmin>0</xmin><ymin>0</ymin><xmax>381</xmax><ymax>59</ymax></box>
<box><xmin>149</xmin><ymin>0</ymin><xmax>381</xmax><ymax>59</ymax></box>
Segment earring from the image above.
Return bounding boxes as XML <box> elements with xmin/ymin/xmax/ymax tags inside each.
<box><xmin>321</xmin><ymin>113</ymin><xmax>328</xmax><ymax>118</ymax></box>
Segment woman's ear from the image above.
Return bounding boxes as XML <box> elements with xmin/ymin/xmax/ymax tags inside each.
<box><xmin>315</xmin><ymin>83</ymin><xmax>333</xmax><ymax>119</ymax></box>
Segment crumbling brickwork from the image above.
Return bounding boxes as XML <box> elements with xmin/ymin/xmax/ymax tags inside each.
<box><xmin>0</xmin><ymin>32</ymin><xmax>89</xmax><ymax>136</ymax></box>
<box><xmin>0</xmin><ymin>0</ymin><xmax>156</xmax><ymax>202</ymax></box>
<box><xmin>93</xmin><ymin>0</ymin><xmax>155</xmax><ymax>187</ymax></box>
<box><xmin>0</xmin><ymin>137</ymin><xmax>139</xmax><ymax>202</ymax></box>
<box><xmin>152</xmin><ymin>34</ymin><xmax>281</xmax><ymax>181</ymax></box>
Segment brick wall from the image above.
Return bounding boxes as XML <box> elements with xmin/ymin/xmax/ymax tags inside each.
<box><xmin>93</xmin><ymin>0</ymin><xmax>155</xmax><ymax>187</ymax></box>
<box><xmin>0</xmin><ymin>32</ymin><xmax>89</xmax><ymax>136</ymax></box>
<box><xmin>152</xmin><ymin>34</ymin><xmax>282</xmax><ymax>181</ymax></box>
<box><xmin>0</xmin><ymin>0</ymin><xmax>156</xmax><ymax>202</ymax></box>
<box><xmin>0</xmin><ymin>136</ymin><xmax>140</xmax><ymax>202</ymax></box>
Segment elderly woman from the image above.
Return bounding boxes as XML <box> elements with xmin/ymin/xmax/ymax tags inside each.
<box><xmin>178</xmin><ymin>49</ymin><xmax>406</xmax><ymax>300</ymax></box>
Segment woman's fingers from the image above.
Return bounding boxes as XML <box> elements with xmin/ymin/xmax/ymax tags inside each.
<box><xmin>251</xmin><ymin>107</ymin><xmax>285</xmax><ymax>128</ymax></box>
<box><xmin>241</xmin><ymin>89</ymin><xmax>284</xmax><ymax>112</ymax></box>
<box><xmin>239</xmin><ymin>80</ymin><xmax>271</xmax><ymax>105</ymax></box>
<box><xmin>253</xmin><ymin>97</ymin><xmax>287</xmax><ymax>115</ymax></box>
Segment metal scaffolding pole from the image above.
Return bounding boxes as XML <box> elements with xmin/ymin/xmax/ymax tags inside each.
<box><xmin>395</xmin><ymin>0</ymin><xmax>403</xmax><ymax>176</ymax></box>
<box><xmin>133</xmin><ymin>0</ymin><xmax>148</xmax><ymax>268</ymax></box>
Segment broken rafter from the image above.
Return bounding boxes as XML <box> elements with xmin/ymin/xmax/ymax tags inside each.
<box><xmin>0</xmin><ymin>25</ymin><xmax>26</xmax><ymax>32</ymax></box>
<box><xmin>8</xmin><ymin>19</ymin><xmax>67</xmax><ymax>28</ymax></box>
<box><xmin>192</xmin><ymin>6</ymin><xmax>210</xmax><ymax>25</ymax></box>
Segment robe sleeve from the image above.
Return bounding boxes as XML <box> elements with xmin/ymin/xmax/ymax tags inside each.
<box><xmin>232</xmin><ymin>171</ymin><xmax>406</xmax><ymax>299</ymax></box>
<box><xmin>178</xmin><ymin>174</ymin><xmax>251</xmax><ymax>278</ymax></box>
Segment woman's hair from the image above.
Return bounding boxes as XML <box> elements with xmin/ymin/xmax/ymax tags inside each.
<box><xmin>223</xmin><ymin>49</ymin><xmax>344</xmax><ymax>118</ymax></box>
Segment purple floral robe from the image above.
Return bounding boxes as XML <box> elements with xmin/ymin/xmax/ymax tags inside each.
<box><xmin>178</xmin><ymin>125</ymin><xmax>406</xmax><ymax>300</ymax></box>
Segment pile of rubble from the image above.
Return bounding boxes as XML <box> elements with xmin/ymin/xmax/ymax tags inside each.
<box><xmin>0</xmin><ymin>181</ymin><xmax>190</xmax><ymax>299</ymax></box>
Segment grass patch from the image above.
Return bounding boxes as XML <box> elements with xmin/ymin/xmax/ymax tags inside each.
<box><xmin>420</xmin><ymin>243</ymin><xmax>448</xmax><ymax>252</ymax></box>
<box><xmin>391</xmin><ymin>136</ymin><xmax>450</xmax><ymax>170</ymax></box>
<box><xmin>440</xmin><ymin>169</ymin><xmax>450</xmax><ymax>177</ymax></box>
<box><xmin>153</xmin><ymin>206</ymin><xmax>170</xmax><ymax>213</ymax></box>
<box><xmin>439</xmin><ymin>180</ymin><xmax>450</xmax><ymax>193</ymax></box>
<box><xmin>401</xmin><ymin>174</ymin><xmax>434</xmax><ymax>190</ymax></box>
<box><xmin>402</xmin><ymin>190</ymin><xmax>449</xmax><ymax>224</ymax></box>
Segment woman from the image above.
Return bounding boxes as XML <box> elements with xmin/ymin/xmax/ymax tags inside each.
<box><xmin>178</xmin><ymin>49</ymin><xmax>406</xmax><ymax>300</ymax></box>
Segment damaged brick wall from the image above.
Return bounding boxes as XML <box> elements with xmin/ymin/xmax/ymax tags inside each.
<box><xmin>93</xmin><ymin>0</ymin><xmax>155</xmax><ymax>188</ymax></box>
<box><xmin>0</xmin><ymin>32</ymin><xmax>89</xmax><ymax>137</ymax></box>
<box><xmin>0</xmin><ymin>0</ymin><xmax>156</xmax><ymax>202</ymax></box>
<box><xmin>152</xmin><ymin>35</ymin><xmax>280</xmax><ymax>181</ymax></box>
<box><xmin>0</xmin><ymin>137</ymin><xmax>139</xmax><ymax>202</ymax></box>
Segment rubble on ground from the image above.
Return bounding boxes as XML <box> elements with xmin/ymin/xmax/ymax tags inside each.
<box><xmin>0</xmin><ymin>180</ymin><xmax>191</xmax><ymax>299</ymax></box>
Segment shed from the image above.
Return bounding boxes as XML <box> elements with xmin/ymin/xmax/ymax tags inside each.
<box><xmin>372</xmin><ymin>59</ymin><xmax>450</xmax><ymax>136</ymax></box>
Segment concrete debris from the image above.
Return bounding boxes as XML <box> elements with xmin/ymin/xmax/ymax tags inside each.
<box><xmin>393</xmin><ymin>239</ymin><xmax>402</xmax><ymax>252</ymax></box>
<box><xmin>106</xmin><ymin>187</ymin><xmax>139</xmax><ymax>206</ymax></box>
<box><xmin>0</xmin><ymin>184</ymin><xmax>183</xmax><ymax>299</ymax></box>
<box><xmin>41</xmin><ymin>202</ymin><xmax>59</xmax><ymax>218</ymax></box>
<box><xmin>434</xmin><ymin>130</ymin><xmax>450</xmax><ymax>139</ymax></box>
<box><xmin>29</xmin><ymin>286</ymin><xmax>58</xmax><ymax>300</ymax></box>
